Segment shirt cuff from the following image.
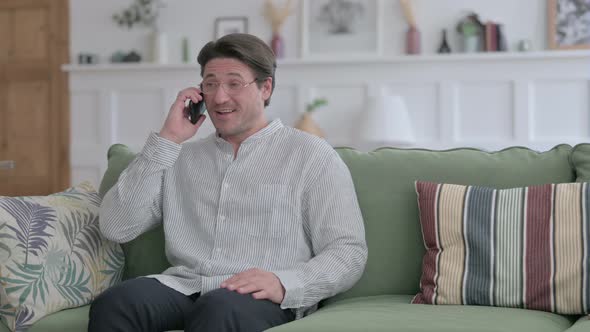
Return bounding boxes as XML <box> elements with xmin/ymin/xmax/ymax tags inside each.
<box><xmin>273</xmin><ymin>269</ymin><xmax>304</xmax><ymax>309</ymax></box>
<box><xmin>141</xmin><ymin>132</ymin><xmax>182</xmax><ymax>167</ymax></box>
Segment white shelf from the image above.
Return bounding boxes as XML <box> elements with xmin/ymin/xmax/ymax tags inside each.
<box><xmin>62</xmin><ymin>50</ymin><xmax>590</xmax><ymax>72</ymax></box>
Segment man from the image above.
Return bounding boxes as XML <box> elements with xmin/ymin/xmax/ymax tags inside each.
<box><xmin>90</xmin><ymin>33</ymin><xmax>367</xmax><ymax>332</ymax></box>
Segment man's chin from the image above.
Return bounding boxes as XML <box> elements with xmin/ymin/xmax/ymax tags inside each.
<box><xmin>216</xmin><ymin>127</ymin><xmax>241</xmax><ymax>139</ymax></box>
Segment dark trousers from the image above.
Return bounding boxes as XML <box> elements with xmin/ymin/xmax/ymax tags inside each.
<box><xmin>88</xmin><ymin>277</ymin><xmax>295</xmax><ymax>332</ymax></box>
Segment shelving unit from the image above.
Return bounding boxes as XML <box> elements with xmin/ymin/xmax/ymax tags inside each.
<box><xmin>63</xmin><ymin>49</ymin><xmax>590</xmax><ymax>187</ymax></box>
<box><xmin>62</xmin><ymin>50</ymin><xmax>590</xmax><ymax>72</ymax></box>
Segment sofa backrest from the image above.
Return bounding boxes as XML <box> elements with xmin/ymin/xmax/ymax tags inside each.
<box><xmin>327</xmin><ymin>144</ymin><xmax>574</xmax><ymax>304</ymax></box>
<box><xmin>99</xmin><ymin>144</ymin><xmax>170</xmax><ymax>280</ymax></box>
<box><xmin>99</xmin><ymin>143</ymin><xmax>575</xmax><ymax>301</ymax></box>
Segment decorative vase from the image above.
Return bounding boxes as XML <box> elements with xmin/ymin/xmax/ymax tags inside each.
<box><xmin>270</xmin><ymin>33</ymin><xmax>284</xmax><ymax>58</ymax></box>
<box><xmin>151</xmin><ymin>29</ymin><xmax>168</xmax><ymax>64</ymax></box>
<box><xmin>463</xmin><ymin>35</ymin><xmax>479</xmax><ymax>53</ymax></box>
<box><xmin>406</xmin><ymin>26</ymin><xmax>421</xmax><ymax>55</ymax></box>
<box><xmin>181</xmin><ymin>37</ymin><xmax>189</xmax><ymax>63</ymax></box>
<box><xmin>295</xmin><ymin>113</ymin><xmax>323</xmax><ymax>138</ymax></box>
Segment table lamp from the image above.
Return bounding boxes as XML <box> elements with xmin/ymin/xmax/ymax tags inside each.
<box><xmin>359</xmin><ymin>95</ymin><xmax>415</xmax><ymax>146</ymax></box>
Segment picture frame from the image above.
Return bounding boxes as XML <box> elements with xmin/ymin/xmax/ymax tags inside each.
<box><xmin>214</xmin><ymin>17</ymin><xmax>248</xmax><ymax>40</ymax></box>
<box><xmin>300</xmin><ymin>0</ymin><xmax>383</xmax><ymax>58</ymax></box>
<box><xmin>548</xmin><ymin>0</ymin><xmax>590</xmax><ymax>50</ymax></box>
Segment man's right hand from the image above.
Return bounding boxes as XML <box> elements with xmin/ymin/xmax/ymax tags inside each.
<box><xmin>159</xmin><ymin>87</ymin><xmax>207</xmax><ymax>144</ymax></box>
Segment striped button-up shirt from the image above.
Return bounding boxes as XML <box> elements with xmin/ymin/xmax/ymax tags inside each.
<box><xmin>99</xmin><ymin>119</ymin><xmax>368</xmax><ymax>318</ymax></box>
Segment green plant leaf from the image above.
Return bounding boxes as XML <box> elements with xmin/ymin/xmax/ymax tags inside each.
<box><xmin>101</xmin><ymin>244</ymin><xmax>125</xmax><ymax>284</ymax></box>
<box><xmin>305</xmin><ymin>98</ymin><xmax>328</xmax><ymax>112</ymax></box>
<box><xmin>54</xmin><ymin>257</ymin><xmax>91</xmax><ymax>306</ymax></box>
<box><xmin>61</xmin><ymin>209</ymin><xmax>101</xmax><ymax>263</ymax></box>
<box><xmin>1</xmin><ymin>263</ymin><xmax>48</xmax><ymax>306</ymax></box>
<box><xmin>0</xmin><ymin>222</ymin><xmax>14</xmax><ymax>259</ymax></box>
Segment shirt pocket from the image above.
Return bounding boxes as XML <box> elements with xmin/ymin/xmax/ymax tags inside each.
<box><xmin>240</xmin><ymin>183</ymin><xmax>296</xmax><ymax>238</ymax></box>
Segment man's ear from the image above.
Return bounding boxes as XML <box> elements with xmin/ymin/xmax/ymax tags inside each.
<box><xmin>261</xmin><ymin>77</ymin><xmax>273</xmax><ymax>102</ymax></box>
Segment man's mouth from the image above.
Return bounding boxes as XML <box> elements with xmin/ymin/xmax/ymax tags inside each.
<box><xmin>215</xmin><ymin>109</ymin><xmax>236</xmax><ymax>115</ymax></box>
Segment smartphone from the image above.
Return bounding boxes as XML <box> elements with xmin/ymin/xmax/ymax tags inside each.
<box><xmin>187</xmin><ymin>94</ymin><xmax>206</xmax><ymax>124</ymax></box>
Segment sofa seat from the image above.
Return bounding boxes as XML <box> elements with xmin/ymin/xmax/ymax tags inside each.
<box><xmin>268</xmin><ymin>295</ymin><xmax>578</xmax><ymax>332</ymax></box>
<box><xmin>0</xmin><ymin>305</ymin><xmax>185</xmax><ymax>332</ymax></box>
<box><xmin>0</xmin><ymin>295</ymin><xmax>579</xmax><ymax>332</ymax></box>
<box><xmin>565</xmin><ymin>316</ymin><xmax>590</xmax><ymax>332</ymax></box>
<box><xmin>0</xmin><ymin>305</ymin><xmax>89</xmax><ymax>332</ymax></box>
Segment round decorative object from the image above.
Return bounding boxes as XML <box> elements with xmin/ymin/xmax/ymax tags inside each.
<box><xmin>518</xmin><ymin>39</ymin><xmax>532</xmax><ymax>52</ymax></box>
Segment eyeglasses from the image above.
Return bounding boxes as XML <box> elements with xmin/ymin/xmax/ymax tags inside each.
<box><xmin>200</xmin><ymin>78</ymin><xmax>261</xmax><ymax>95</ymax></box>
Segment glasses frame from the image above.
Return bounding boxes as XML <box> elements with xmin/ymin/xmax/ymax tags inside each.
<box><xmin>199</xmin><ymin>78</ymin><xmax>263</xmax><ymax>96</ymax></box>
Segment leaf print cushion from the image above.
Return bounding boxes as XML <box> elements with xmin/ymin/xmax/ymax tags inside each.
<box><xmin>0</xmin><ymin>182</ymin><xmax>124</xmax><ymax>332</ymax></box>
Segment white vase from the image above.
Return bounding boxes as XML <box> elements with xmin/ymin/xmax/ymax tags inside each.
<box><xmin>151</xmin><ymin>30</ymin><xmax>168</xmax><ymax>64</ymax></box>
<box><xmin>463</xmin><ymin>35</ymin><xmax>479</xmax><ymax>53</ymax></box>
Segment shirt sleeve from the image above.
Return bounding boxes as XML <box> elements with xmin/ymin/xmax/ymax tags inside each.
<box><xmin>273</xmin><ymin>149</ymin><xmax>368</xmax><ymax>309</ymax></box>
<box><xmin>99</xmin><ymin>132</ymin><xmax>182</xmax><ymax>243</ymax></box>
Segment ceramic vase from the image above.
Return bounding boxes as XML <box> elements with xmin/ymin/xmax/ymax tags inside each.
<box><xmin>406</xmin><ymin>26</ymin><xmax>421</xmax><ymax>55</ymax></box>
<box><xmin>271</xmin><ymin>33</ymin><xmax>284</xmax><ymax>58</ymax></box>
<box><xmin>151</xmin><ymin>29</ymin><xmax>168</xmax><ymax>64</ymax></box>
<box><xmin>295</xmin><ymin>113</ymin><xmax>324</xmax><ymax>138</ymax></box>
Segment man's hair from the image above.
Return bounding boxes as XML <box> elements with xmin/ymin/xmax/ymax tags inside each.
<box><xmin>197</xmin><ymin>33</ymin><xmax>277</xmax><ymax>107</ymax></box>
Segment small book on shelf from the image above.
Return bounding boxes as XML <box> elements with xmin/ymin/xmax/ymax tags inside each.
<box><xmin>485</xmin><ymin>22</ymin><xmax>498</xmax><ymax>52</ymax></box>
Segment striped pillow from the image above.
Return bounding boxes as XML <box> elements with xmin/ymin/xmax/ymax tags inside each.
<box><xmin>412</xmin><ymin>181</ymin><xmax>590</xmax><ymax>314</ymax></box>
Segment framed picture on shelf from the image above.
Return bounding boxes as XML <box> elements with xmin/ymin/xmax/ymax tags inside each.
<box><xmin>214</xmin><ymin>17</ymin><xmax>248</xmax><ymax>40</ymax></box>
<box><xmin>548</xmin><ymin>0</ymin><xmax>590</xmax><ymax>49</ymax></box>
<box><xmin>301</xmin><ymin>0</ymin><xmax>383</xmax><ymax>58</ymax></box>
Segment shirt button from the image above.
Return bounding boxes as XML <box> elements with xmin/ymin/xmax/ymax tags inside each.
<box><xmin>223</xmin><ymin>183</ymin><xmax>229</xmax><ymax>189</ymax></box>
<box><xmin>216</xmin><ymin>248</ymin><xmax>222</xmax><ymax>253</ymax></box>
<box><xmin>220</xmin><ymin>216</ymin><xmax>225</xmax><ymax>221</ymax></box>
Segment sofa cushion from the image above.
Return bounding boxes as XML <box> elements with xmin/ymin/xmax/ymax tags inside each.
<box><xmin>413</xmin><ymin>181</ymin><xmax>590</xmax><ymax>315</ymax></box>
<box><xmin>0</xmin><ymin>183</ymin><xmax>124</xmax><ymax>331</ymax></box>
<box><xmin>571</xmin><ymin>144</ymin><xmax>590</xmax><ymax>182</ymax></box>
<box><xmin>98</xmin><ymin>144</ymin><xmax>137</xmax><ymax>199</ymax></box>
<box><xmin>328</xmin><ymin>145</ymin><xmax>574</xmax><ymax>304</ymax></box>
<box><xmin>24</xmin><ymin>305</ymin><xmax>88</xmax><ymax>332</ymax></box>
<box><xmin>565</xmin><ymin>316</ymin><xmax>590</xmax><ymax>332</ymax></box>
<box><xmin>267</xmin><ymin>295</ymin><xmax>576</xmax><ymax>332</ymax></box>
<box><xmin>98</xmin><ymin>144</ymin><xmax>170</xmax><ymax>280</ymax></box>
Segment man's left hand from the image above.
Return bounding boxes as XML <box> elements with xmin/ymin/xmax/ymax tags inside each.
<box><xmin>221</xmin><ymin>268</ymin><xmax>285</xmax><ymax>304</ymax></box>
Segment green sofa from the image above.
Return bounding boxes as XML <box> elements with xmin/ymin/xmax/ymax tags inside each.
<box><xmin>4</xmin><ymin>142</ymin><xmax>590</xmax><ymax>332</ymax></box>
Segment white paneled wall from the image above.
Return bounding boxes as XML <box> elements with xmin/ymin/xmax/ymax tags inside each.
<box><xmin>64</xmin><ymin>51</ymin><xmax>590</xmax><ymax>187</ymax></box>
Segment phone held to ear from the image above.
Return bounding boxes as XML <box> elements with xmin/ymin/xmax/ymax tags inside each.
<box><xmin>187</xmin><ymin>94</ymin><xmax>206</xmax><ymax>124</ymax></box>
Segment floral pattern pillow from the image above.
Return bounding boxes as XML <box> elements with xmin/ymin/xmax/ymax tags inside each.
<box><xmin>0</xmin><ymin>182</ymin><xmax>124</xmax><ymax>331</ymax></box>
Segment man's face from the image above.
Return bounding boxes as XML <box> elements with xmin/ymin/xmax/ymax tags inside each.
<box><xmin>202</xmin><ymin>58</ymin><xmax>272</xmax><ymax>144</ymax></box>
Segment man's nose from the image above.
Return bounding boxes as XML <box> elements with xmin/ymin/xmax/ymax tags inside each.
<box><xmin>213</xmin><ymin>85</ymin><xmax>231</xmax><ymax>104</ymax></box>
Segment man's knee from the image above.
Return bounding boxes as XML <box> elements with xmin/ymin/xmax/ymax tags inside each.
<box><xmin>192</xmin><ymin>288</ymin><xmax>244</xmax><ymax>316</ymax></box>
<box><xmin>186</xmin><ymin>288</ymin><xmax>292</xmax><ymax>332</ymax></box>
<box><xmin>90</xmin><ymin>279</ymin><xmax>144</xmax><ymax>315</ymax></box>
<box><xmin>88</xmin><ymin>278</ymin><xmax>158</xmax><ymax>330</ymax></box>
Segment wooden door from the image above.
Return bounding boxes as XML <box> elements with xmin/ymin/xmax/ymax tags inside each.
<box><xmin>0</xmin><ymin>0</ymin><xmax>69</xmax><ymax>196</ymax></box>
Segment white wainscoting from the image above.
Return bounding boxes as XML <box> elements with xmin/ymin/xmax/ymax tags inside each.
<box><xmin>63</xmin><ymin>50</ymin><xmax>590</xmax><ymax>187</ymax></box>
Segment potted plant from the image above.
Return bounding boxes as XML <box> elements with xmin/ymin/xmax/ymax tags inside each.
<box><xmin>295</xmin><ymin>98</ymin><xmax>327</xmax><ymax>138</ymax></box>
<box><xmin>263</xmin><ymin>0</ymin><xmax>294</xmax><ymax>58</ymax></box>
<box><xmin>113</xmin><ymin>0</ymin><xmax>168</xmax><ymax>63</ymax></box>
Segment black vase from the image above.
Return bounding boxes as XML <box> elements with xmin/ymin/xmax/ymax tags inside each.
<box><xmin>438</xmin><ymin>29</ymin><xmax>452</xmax><ymax>54</ymax></box>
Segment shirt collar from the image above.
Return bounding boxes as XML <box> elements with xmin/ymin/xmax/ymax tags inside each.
<box><xmin>212</xmin><ymin>118</ymin><xmax>283</xmax><ymax>147</ymax></box>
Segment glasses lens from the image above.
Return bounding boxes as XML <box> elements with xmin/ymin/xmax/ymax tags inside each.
<box><xmin>201</xmin><ymin>81</ymin><xmax>217</xmax><ymax>95</ymax></box>
<box><xmin>225</xmin><ymin>80</ymin><xmax>246</xmax><ymax>94</ymax></box>
<box><xmin>201</xmin><ymin>78</ymin><xmax>258</xmax><ymax>95</ymax></box>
